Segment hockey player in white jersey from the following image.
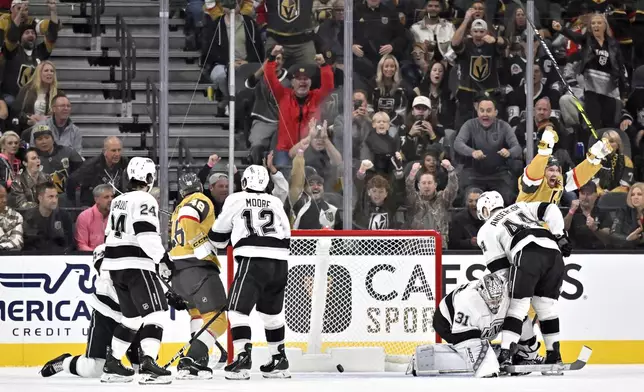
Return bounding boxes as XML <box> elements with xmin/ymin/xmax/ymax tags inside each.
<box><xmin>208</xmin><ymin>164</ymin><xmax>292</xmax><ymax>380</ymax></box>
<box><xmin>39</xmin><ymin>245</ymin><xmax>142</xmax><ymax>378</ymax></box>
<box><xmin>100</xmin><ymin>157</ymin><xmax>175</xmax><ymax>384</ymax></box>
<box><xmin>475</xmin><ymin>191</ymin><xmax>572</xmax><ymax>373</ymax></box>
<box><xmin>411</xmin><ymin>272</ymin><xmax>540</xmax><ymax>377</ymax></box>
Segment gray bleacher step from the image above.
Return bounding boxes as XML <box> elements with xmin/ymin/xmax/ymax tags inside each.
<box><xmin>72</xmin><ymin>98</ymin><xmax>217</xmax><ymax>116</ymax></box>
<box><xmin>59</xmin><ymin>16</ymin><xmax>185</xmax><ymax>26</ymax></box>
<box><xmin>54</xmin><ymin>62</ymin><xmax>201</xmax><ymax>83</ymax></box>
<box><xmin>56</xmin><ymin>32</ymin><xmax>185</xmax><ymax>50</ymax></box>
<box><xmin>59</xmin><ymin>81</ymin><xmax>211</xmax><ymax>92</ymax></box>
<box><xmin>51</xmin><ymin>48</ymin><xmax>199</xmax><ymax>58</ymax></box>
<box><xmin>29</xmin><ymin>2</ymin><xmax>81</xmax><ymax>17</ymax></box>
<box><xmin>72</xmin><ymin>115</ymin><xmax>229</xmax><ymax>125</ymax></box>
<box><xmin>83</xmin><ymin>148</ymin><xmax>249</xmax><ymax>159</ymax></box>
<box><xmin>83</xmin><ymin>126</ymin><xmax>230</xmax><ymax>139</ymax></box>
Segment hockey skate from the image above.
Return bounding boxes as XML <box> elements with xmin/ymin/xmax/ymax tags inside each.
<box><xmin>176</xmin><ymin>356</ymin><xmax>213</xmax><ymax>380</ymax></box>
<box><xmin>260</xmin><ymin>344</ymin><xmax>291</xmax><ymax>379</ymax></box>
<box><xmin>138</xmin><ymin>355</ymin><xmax>173</xmax><ymax>384</ymax></box>
<box><xmin>542</xmin><ymin>342</ymin><xmax>564</xmax><ymax>376</ymax></box>
<box><xmin>225</xmin><ymin>343</ymin><xmax>252</xmax><ymax>380</ymax></box>
<box><xmin>511</xmin><ymin>342</ymin><xmax>544</xmax><ymax>376</ymax></box>
<box><xmin>39</xmin><ymin>353</ymin><xmax>71</xmax><ymax>377</ymax></box>
<box><xmin>208</xmin><ymin>341</ymin><xmax>228</xmax><ymax>370</ymax></box>
<box><xmin>497</xmin><ymin>343</ymin><xmax>518</xmax><ymax>375</ymax></box>
<box><xmin>101</xmin><ymin>349</ymin><xmax>135</xmax><ymax>383</ymax></box>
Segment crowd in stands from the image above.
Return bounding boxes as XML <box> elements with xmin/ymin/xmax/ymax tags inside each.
<box><xmin>1</xmin><ymin>0</ymin><xmax>644</xmax><ymax>254</ymax></box>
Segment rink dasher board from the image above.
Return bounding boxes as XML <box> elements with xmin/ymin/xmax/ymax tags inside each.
<box><xmin>0</xmin><ymin>254</ymin><xmax>643</xmax><ymax>366</ymax></box>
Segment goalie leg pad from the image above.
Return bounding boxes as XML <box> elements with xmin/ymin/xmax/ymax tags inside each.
<box><xmin>412</xmin><ymin>340</ymin><xmax>499</xmax><ymax>378</ymax></box>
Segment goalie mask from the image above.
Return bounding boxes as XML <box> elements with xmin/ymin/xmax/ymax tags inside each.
<box><xmin>478</xmin><ymin>273</ymin><xmax>507</xmax><ymax>315</ymax></box>
<box><xmin>476</xmin><ymin>191</ymin><xmax>504</xmax><ymax>221</ymax></box>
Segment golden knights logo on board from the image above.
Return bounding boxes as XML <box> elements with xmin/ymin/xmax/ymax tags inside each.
<box><xmin>279</xmin><ymin>0</ymin><xmax>300</xmax><ymax>23</ymax></box>
<box><xmin>470</xmin><ymin>55</ymin><xmax>491</xmax><ymax>82</ymax></box>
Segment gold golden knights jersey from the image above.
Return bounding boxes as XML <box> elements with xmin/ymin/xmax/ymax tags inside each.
<box><xmin>517</xmin><ymin>154</ymin><xmax>602</xmax><ymax>204</ymax></box>
<box><xmin>170</xmin><ymin>192</ymin><xmax>220</xmax><ymax>270</ymax></box>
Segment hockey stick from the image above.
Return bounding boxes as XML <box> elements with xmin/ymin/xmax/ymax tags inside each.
<box><xmin>509</xmin><ymin>0</ymin><xmax>599</xmax><ymax>139</ymax></box>
<box><xmin>162</xmin><ymin>304</ymin><xmax>228</xmax><ymax>369</ymax></box>
<box><xmin>503</xmin><ymin>345</ymin><xmax>592</xmax><ymax>375</ymax></box>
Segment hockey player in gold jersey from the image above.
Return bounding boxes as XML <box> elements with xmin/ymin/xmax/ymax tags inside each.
<box><xmin>170</xmin><ymin>172</ymin><xmax>228</xmax><ymax>379</ymax></box>
<box><xmin>517</xmin><ymin>126</ymin><xmax>613</xmax><ymax>204</ymax></box>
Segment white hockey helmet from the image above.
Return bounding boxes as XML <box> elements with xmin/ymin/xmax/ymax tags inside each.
<box><xmin>476</xmin><ymin>191</ymin><xmax>504</xmax><ymax>221</ymax></box>
<box><xmin>241</xmin><ymin>164</ymin><xmax>270</xmax><ymax>192</ymax></box>
<box><xmin>478</xmin><ymin>272</ymin><xmax>508</xmax><ymax>315</ymax></box>
<box><xmin>127</xmin><ymin>157</ymin><xmax>157</xmax><ymax>191</ymax></box>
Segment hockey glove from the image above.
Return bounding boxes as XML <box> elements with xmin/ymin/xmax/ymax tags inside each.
<box><xmin>165</xmin><ymin>290</ymin><xmax>188</xmax><ymax>311</ymax></box>
<box><xmin>157</xmin><ymin>253</ymin><xmax>176</xmax><ymax>280</ymax></box>
<box><xmin>587</xmin><ymin>138</ymin><xmax>613</xmax><ymax>164</ymax></box>
<box><xmin>556</xmin><ymin>231</ymin><xmax>572</xmax><ymax>257</ymax></box>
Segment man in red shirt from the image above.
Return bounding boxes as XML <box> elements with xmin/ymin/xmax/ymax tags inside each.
<box><xmin>264</xmin><ymin>45</ymin><xmax>334</xmax><ymax>167</ymax></box>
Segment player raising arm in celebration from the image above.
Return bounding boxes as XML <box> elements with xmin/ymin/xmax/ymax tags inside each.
<box><xmin>100</xmin><ymin>157</ymin><xmax>175</xmax><ymax>384</ymax></box>
<box><xmin>208</xmin><ymin>165</ymin><xmax>292</xmax><ymax>380</ymax></box>
<box><xmin>517</xmin><ymin>126</ymin><xmax>612</xmax><ymax>204</ymax></box>
<box><xmin>476</xmin><ymin>191</ymin><xmax>572</xmax><ymax>374</ymax></box>
<box><xmin>170</xmin><ymin>172</ymin><xmax>228</xmax><ymax>379</ymax></box>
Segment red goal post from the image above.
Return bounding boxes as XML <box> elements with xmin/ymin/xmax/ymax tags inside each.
<box><xmin>226</xmin><ymin>230</ymin><xmax>443</xmax><ymax>372</ymax></box>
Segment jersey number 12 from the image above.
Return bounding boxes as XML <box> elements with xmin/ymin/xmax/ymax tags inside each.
<box><xmin>242</xmin><ymin>209</ymin><xmax>276</xmax><ymax>236</ymax></box>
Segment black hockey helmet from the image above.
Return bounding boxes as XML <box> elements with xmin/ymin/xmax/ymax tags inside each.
<box><xmin>178</xmin><ymin>172</ymin><xmax>203</xmax><ymax>199</ymax></box>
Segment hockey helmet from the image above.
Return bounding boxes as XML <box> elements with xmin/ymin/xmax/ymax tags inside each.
<box><xmin>476</xmin><ymin>191</ymin><xmax>504</xmax><ymax>221</ymax></box>
<box><xmin>241</xmin><ymin>165</ymin><xmax>270</xmax><ymax>192</ymax></box>
<box><xmin>127</xmin><ymin>157</ymin><xmax>157</xmax><ymax>191</ymax></box>
<box><xmin>478</xmin><ymin>272</ymin><xmax>508</xmax><ymax>315</ymax></box>
<box><xmin>178</xmin><ymin>172</ymin><xmax>203</xmax><ymax>199</ymax></box>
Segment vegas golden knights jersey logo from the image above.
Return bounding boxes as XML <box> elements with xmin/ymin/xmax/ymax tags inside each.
<box><xmin>470</xmin><ymin>55</ymin><xmax>491</xmax><ymax>82</ymax></box>
<box><xmin>279</xmin><ymin>0</ymin><xmax>300</xmax><ymax>23</ymax></box>
<box><xmin>18</xmin><ymin>64</ymin><xmax>35</xmax><ymax>88</ymax></box>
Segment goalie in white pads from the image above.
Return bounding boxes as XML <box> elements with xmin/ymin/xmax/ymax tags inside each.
<box><xmin>410</xmin><ymin>272</ymin><xmax>537</xmax><ymax>377</ymax></box>
<box><xmin>476</xmin><ymin>191</ymin><xmax>571</xmax><ymax>373</ymax></box>
<box><xmin>208</xmin><ymin>165</ymin><xmax>292</xmax><ymax>380</ymax></box>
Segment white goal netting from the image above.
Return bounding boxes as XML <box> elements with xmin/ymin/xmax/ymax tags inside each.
<box><xmin>281</xmin><ymin>231</ymin><xmax>441</xmax><ymax>362</ymax></box>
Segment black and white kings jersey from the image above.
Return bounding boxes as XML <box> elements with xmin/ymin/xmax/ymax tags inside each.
<box><xmin>476</xmin><ymin>202</ymin><xmax>565</xmax><ymax>272</ymax></box>
<box><xmin>102</xmin><ymin>190</ymin><xmax>166</xmax><ymax>272</ymax></box>
<box><xmin>209</xmin><ymin>191</ymin><xmax>291</xmax><ymax>261</ymax></box>
<box><xmin>439</xmin><ymin>279</ymin><xmax>510</xmax><ymax>343</ymax></box>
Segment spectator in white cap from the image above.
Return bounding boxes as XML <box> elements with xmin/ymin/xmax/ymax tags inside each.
<box><xmin>399</xmin><ymin>95</ymin><xmax>445</xmax><ymax>163</ymax></box>
<box><xmin>451</xmin><ymin>7</ymin><xmax>506</xmax><ymax>129</ymax></box>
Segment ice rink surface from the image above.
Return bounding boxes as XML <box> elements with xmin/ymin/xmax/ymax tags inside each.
<box><xmin>1</xmin><ymin>366</ymin><xmax>643</xmax><ymax>392</ymax></box>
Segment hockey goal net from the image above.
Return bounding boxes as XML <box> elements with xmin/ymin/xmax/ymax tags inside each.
<box><xmin>226</xmin><ymin>230</ymin><xmax>442</xmax><ymax>372</ymax></box>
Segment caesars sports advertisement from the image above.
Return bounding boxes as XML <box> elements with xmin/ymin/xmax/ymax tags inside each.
<box><xmin>1</xmin><ymin>253</ymin><xmax>643</xmax><ymax>365</ymax></box>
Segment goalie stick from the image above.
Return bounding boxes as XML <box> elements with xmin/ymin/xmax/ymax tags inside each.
<box><xmin>503</xmin><ymin>345</ymin><xmax>593</xmax><ymax>375</ymax></box>
<box><xmin>162</xmin><ymin>304</ymin><xmax>228</xmax><ymax>369</ymax></box>
<box><xmin>509</xmin><ymin>0</ymin><xmax>599</xmax><ymax>139</ymax></box>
